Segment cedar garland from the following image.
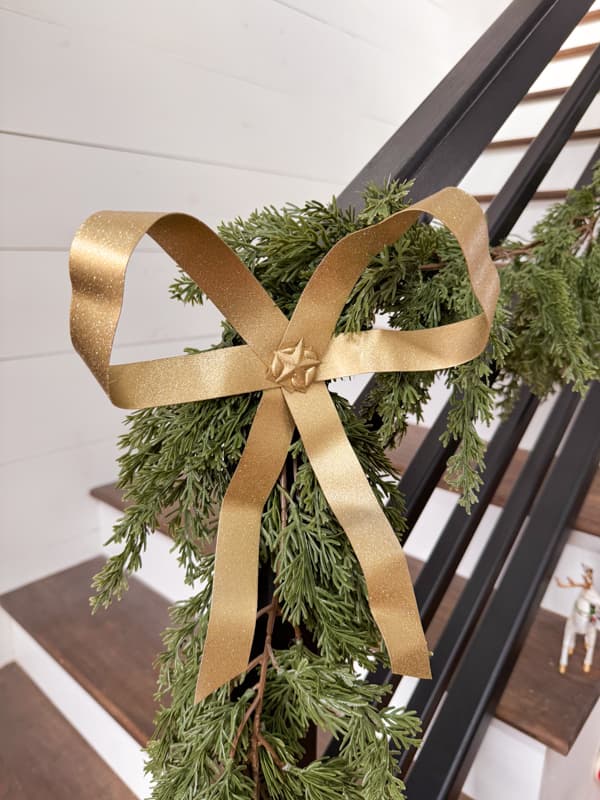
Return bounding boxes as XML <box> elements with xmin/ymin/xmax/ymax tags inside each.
<box><xmin>93</xmin><ymin>167</ymin><xmax>599</xmax><ymax>799</ymax></box>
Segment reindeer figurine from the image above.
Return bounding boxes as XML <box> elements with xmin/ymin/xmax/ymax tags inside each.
<box><xmin>555</xmin><ymin>565</ymin><xmax>600</xmax><ymax>674</ymax></box>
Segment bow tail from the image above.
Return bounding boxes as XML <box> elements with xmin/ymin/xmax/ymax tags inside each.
<box><xmin>284</xmin><ymin>382</ymin><xmax>431</xmax><ymax>679</ymax></box>
<box><xmin>194</xmin><ymin>388</ymin><xmax>294</xmax><ymax>703</ymax></box>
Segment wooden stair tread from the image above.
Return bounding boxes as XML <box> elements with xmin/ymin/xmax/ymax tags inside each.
<box><xmin>487</xmin><ymin>127</ymin><xmax>600</xmax><ymax>149</ymax></box>
<box><xmin>552</xmin><ymin>43</ymin><xmax>598</xmax><ymax>61</ymax></box>
<box><xmin>410</xmin><ymin>557</ymin><xmax>600</xmax><ymax>755</ymax></box>
<box><xmin>0</xmin><ymin>558</ymin><xmax>170</xmax><ymax>745</ymax></box>
<box><xmin>388</xmin><ymin>425</ymin><xmax>600</xmax><ymax>538</ymax></box>
<box><xmin>475</xmin><ymin>189</ymin><xmax>568</xmax><ymax>203</ymax></box>
<box><xmin>582</xmin><ymin>9</ymin><xmax>600</xmax><ymax>24</ymax></box>
<box><xmin>0</xmin><ymin>662</ymin><xmax>135</xmax><ymax>799</ymax></box>
<box><xmin>4</xmin><ymin>543</ymin><xmax>596</xmax><ymax>753</ymax></box>
<box><xmin>523</xmin><ymin>86</ymin><xmax>568</xmax><ymax>102</ymax></box>
<box><xmin>92</xmin><ymin>482</ymin><xmax>132</xmax><ymax>516</ymax></box>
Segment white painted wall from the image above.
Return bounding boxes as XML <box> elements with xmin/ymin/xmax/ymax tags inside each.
<box><xmin>1</xmin><ymin>0</ymin><xmax>523</xmax><ymax>593</ymax></box>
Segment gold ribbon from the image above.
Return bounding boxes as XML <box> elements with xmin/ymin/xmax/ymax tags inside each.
<box><xmin>69</xmin><ymin>187</ymin><xmax>499</xmax><ymax>702</ymax></box>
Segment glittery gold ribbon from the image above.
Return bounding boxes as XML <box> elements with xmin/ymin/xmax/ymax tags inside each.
<box><xmin>69</xmin><ymin>187</ymin><xmax>499</xmax><ymax>702</ymax></box>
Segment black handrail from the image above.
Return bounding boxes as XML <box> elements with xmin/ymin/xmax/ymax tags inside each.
<box><xmin>487</xmin><ymin>45</ymin><xmax>600</xmax><ymax>241</ymax></box>
<box><xmin>377</xmin><ymin>8</ymin><xmax>598</xmax><ymax>673</ymax></box>
<box><xmin>405</xmin><ymin>383</ymin><xmax>600</xmax><ymax>799</ymax></box>
<box><xmin>397</xmin><ymin>385</ymin><xmax>579</xmax><ymax>773</ymax></box>
<box><xmin>401</xmin><ymin>139</ymin><xmax>600</xmax><ymax>790</ymax></box>
<box><xmin>339</xmin><ymin>0</ymin><xmax>593</xmax><ymax>210</ymax></box>
<box><xmin>320</xmin><ymin>0</ymin><xmax>598</xmax><ymax>765</ymax></box>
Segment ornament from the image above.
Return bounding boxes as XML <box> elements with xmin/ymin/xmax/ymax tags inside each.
<box><xmin>267</xmin><ymin>338</ymin><xmax>320</xmax><ymax>392</ymax></box>
<box><xmin>555</xmin><ymin>565</ymin><xmax>600</xmax><ymax>674</ymax></box>
<box><xmin>69</xmin><ymin>187</ymin><xmax>499</xmax><ymax>702</ymax></box>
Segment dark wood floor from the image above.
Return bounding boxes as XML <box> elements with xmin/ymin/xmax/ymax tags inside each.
<box><xmin>0</xmin><ymin>662</ymin><xmax>135</xmax><ymax>800</ymax></box>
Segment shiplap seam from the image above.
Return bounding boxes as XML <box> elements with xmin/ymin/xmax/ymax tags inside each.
<box><xmin>0</xmin><ymin>436</ymin><xmax>119</xmax><ymax>469</ymax></box>
<box><xmin>0</xmin><ymin>332</ymin><xmax>215</xmax><ymax>363</ymax></box>
<box><xmin>0</xmin><ymin>130</ymin><xmax>343</xmax><ymax>185</ymax></box>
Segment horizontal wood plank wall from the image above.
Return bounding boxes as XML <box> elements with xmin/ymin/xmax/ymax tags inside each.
<box><xmin>0</xmin><ymin>0</ymin><xmax>516</xmax><ymax>593</ymax></box>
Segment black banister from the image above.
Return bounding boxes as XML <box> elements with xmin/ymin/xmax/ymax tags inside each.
<box><xmin>487</xmin><ymin>44</ymin><xmax>600</xmax><ymax>241</ymax></box>
<box><xmin>339</xmin><ymin>0</ymin><xmax>593</xmax><ymax>210</ymax></box>
<box><xmin>340</xmin><ymin>387</ymin><xmax>536</xmax><ymax>715</ymax></box>
<box><xmin>322</xmin><ymin>32</ymin><xmax>600</xmax><ymax>763</ymax></box>
<box><xmin>396</xmin><ymin>385</ymin><xmax>579</xmax><ymax>773</ymax></box>
<box><xmin>386</xmin><ymin>45</ymin><xmax>600</xmax><ymax>539</ymax></box>
<box><xmin>399</xmin><ymin>141</ymin><xmax>600</xmax><ymax>788</ymax></box>
<box><xmin>412</xmin><ymin>389</ymin><xmax>537</xmax><ymax>626</ymax></box>
<box><xmin>400</xmin><ymin>54</ymin><xmax>600</xmax><ymax>620</ymax></box>
<box><xmin>404</xmin><ymin>382</ymin><xmax>600</xmax><ymax>799</ymax></box>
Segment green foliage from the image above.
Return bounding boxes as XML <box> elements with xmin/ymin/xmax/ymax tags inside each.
<box><xmin>499</xmin><ymin>166</ymin><xmax>600</xmax><ymax>407</ymax></box>
<box><xmin>95</xmin><ymin>167</ymin><xmax>599</xmax><ymax>799</ymax></box>
<box><xmin>148</xmin><ymin>636</ymin><xmax>421</xmax><ymax>800</ymax></box>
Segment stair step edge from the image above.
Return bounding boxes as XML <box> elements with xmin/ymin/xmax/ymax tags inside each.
<box><xmin>552</xmin><ymin>42</ymin><xmax>598</xmax><ymax>61</ymax></box>
<box><xmin>0</xmin><ymin>557</ymin><xmax>168</xmax><ymax>748</ymax></box>
<box><xmin>2</xmin><ymin>553</ymin><xmax>597</xmax><ymax>756</ymax></box>
<box><xmin>0</xmin><ymin>660</ymin><xmax>142</xmax><ymax>799</ymax></box>
<box><xmin>487</xmin><ymin>128</ymin><xmax>600</xmax><ymax>150</ymax></box>
<box><xmin>388</xmin><ymin>424</ymin><xmax>600</xmax><ymax>539</ymax></box>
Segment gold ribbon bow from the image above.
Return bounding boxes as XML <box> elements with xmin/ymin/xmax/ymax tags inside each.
<box><xmin>69</xmin><ymin>187</ymin><xmax>499</xmax><ymax>703</ymax></box>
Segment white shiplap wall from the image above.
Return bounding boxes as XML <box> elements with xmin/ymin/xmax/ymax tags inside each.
<box><xmin>1</xmin><ymin>0</ymin><xmax>544</xmax><ymax>594</ymax></box>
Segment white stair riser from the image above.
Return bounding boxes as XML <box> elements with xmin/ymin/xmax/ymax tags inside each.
<box><xmin>531</xmin><ymin>55</ymin><xmax>593</xmax><ymax>94</ymax></box>
<box><xmin>495</xmin><ymin>93</ymin><xmax>600</xmax><ymax>142</ymax></box>
<box><xmin>98</xmin><ymin>503</ymin><xmax>198</xmax><ymax>602</ymax></box>
<box><xmin>541</xmin><ymin>699</ymin><xmax>600</xmax><ymax>800</ymax></box>
<box><xmin>562</xmin><ymin>17</ymin><xmax>600</xmax><ymax>49</ymax></box>
<box><xmin>0</xmin><ymin>607</ymin><xmax>150</xmax><ymax>798</ymax></box>
<box><xmin>464</xmin><ymin>718</ymin><xmax>547</xmax><ymax>800</ymax></box>
<box><xmin>461</xmin><ymin>138</ymin><xmax>598</xmax><ymax>199</ymax></box>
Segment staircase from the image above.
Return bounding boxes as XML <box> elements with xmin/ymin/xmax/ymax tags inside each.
<box><xmin>0</xmin><ymin>662</ymin><xmax>135</xmax><ymax>799</ymax></box>
<box><xmin>1</xmin><ymin>2</ymin><xmax>599</xmax><ymax>799</ymax></box>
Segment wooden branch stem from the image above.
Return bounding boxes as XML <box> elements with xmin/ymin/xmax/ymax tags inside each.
<box><xmin>228</xmin><ymin>464</ymin><xmax>292</xmax><ymax>798</ymax></box>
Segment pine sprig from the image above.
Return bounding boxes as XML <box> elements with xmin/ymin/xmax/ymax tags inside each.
<box><xmin>92</xmin><ymin>168</ymin><xmax>599</xmax><ymax>799</ymax></box>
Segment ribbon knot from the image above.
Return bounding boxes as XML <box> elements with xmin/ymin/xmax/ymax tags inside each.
<box><xmin>268</xmin><ymin>339</ymin><xmax>320</xmax><ymax>392</ymax></box>
<box><xmin>69</xmin><ymin>188</ymin><xmax>499</xmax><ymax>704</ymax></box>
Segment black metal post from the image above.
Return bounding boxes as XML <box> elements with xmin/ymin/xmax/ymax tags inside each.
<box><xmin>396</xmin><ymin>385</ymin><xmax>580</xmax><ymax>773</ymax></box>
<box><xmin>405</xmin><ymin>383</ymin><xmax>600</xmax><ymax>800</ymax></box>
<box><xmin>383</xmin><ymin>51</ymin><xmax>600</xmax><ymax>540</ymax></box>
<box><xmin>339</xmin><ymin>0</ymin><xmax>593</xmax><ymax>210</ymax></box>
